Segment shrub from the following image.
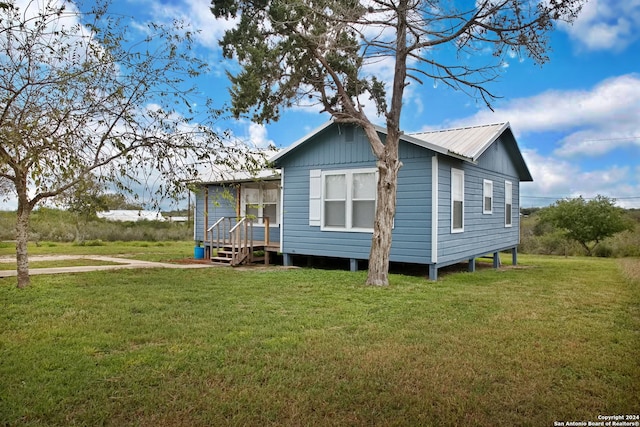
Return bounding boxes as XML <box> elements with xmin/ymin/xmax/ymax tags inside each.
<box><xmin>73</xmin><ymin>239</ymin><xmax>106</xmax><ymax>247</ymax></box>
<box><xmin>593</xmin><ymin>244</ymin><xmax>613</xmax><ymax>258</ymax></box>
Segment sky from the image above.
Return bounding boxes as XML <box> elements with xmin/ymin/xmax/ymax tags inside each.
<box><xmin>2</xmin><ymin>0</ymin><xmax>640</xmax><ymax>210</ymax></box>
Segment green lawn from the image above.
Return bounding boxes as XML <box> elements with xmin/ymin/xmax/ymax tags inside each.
<box><xmin>0</xmin><ymin>240</ymin><xmax>195</xmax><ymax>262</ymax></box>
<box><xmin>1</xmin><ymin>254</ymin><xmax>638</xmax><ymax>426</ymax></box>
<box><xmin>0</xmin><ymin>259</ymin><xmax>124</xmax><ymax>270</ymax></box>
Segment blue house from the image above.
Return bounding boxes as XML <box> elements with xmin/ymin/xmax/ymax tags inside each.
<box><xmin>194</xmin><ymin>120</ymin><xmax>532</xmax><ymax>279</ymax></box>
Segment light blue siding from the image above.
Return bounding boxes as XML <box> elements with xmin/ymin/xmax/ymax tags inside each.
<box><xmin>436</xmin><ymin>139</ymin><xmax>521</xmax><ymax>266</ymax></box>
<box><xmin>276</xmin><ymin>123</ymin><xmax>524</xmax><ymax>268</ymax></box>
<box><xmin>194</xmin><ymin>185</ymin><xmax>237</xmax><ymax>242</ymax></box>
<box><xmin>279</xmin><ymin>125</ymin><xmax>378</xmax><ymax>261</ymax></box>
<box><xmin>279</xmin><ymin>126</ymin><xmax>433</xmax><ymax>263</ymax></box>
<box><xmin>198</xmin><ymin>121</ymin><xmax>528</xmax><ymax>274</ymax></box>
<box><xmin>391</xmin><ymin>149</ymin><xmax>432</xmax><ymax>263</ymax></box>
<box><xmin>476</xmin><ymin>135</ymin><xmax>520</xmax><ymax>177</ymax></box>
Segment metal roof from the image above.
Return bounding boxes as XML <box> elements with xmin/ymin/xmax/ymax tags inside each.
<box><xmin>193</xmin><ymin>168</ymin><xmax>281</xmax><ymax>185</ymax></box>
<box><xmin>270</xmin><ymin>120</ymin><xmax>511</xmax><ymax>164</ymax></box>
<box><xmin>409</xmin><ymin>122</ymin><xmax>509</xmax><ymax>161</ymax></box>
<box><xmin>267</xmin><ymin>119</ymin><xmax>532</xmax><ymax>182</ymax></box>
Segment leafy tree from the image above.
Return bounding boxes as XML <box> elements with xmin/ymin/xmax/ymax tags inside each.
<box><xmin>54</xmin><ymin>175</ymin><xmax>110</xmax><ymax>242</ymax></box>
<box><xmin>540</xmin><ymin>195</ymin><xmax>633</xmax><ymax>256</ymax></box>
<box><xmin>98</xmin><ymin>193</ymin><xmax>144</xmax><ymax>211</ymax></box>
<box><xmin>0</xmin><ymin>0</ymin><xmax>260</xmax><ymax>288</ymax></box>
<box><xmin>56</xmin><ymin>176</ymin><xmax>148</xmax><ymax>242</ymax></box>
<box><xmin>211</xmin><ymin>0</ymin><xmax>585</xmax><ymax>285</ymax></box>
<box><xmin>59</xmin><ymin>176</ymin><xmax>108</xmax><ymax>216</ymax></box>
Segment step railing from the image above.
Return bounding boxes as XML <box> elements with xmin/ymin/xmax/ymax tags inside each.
<box><xmin>207</xmin><ymin>216</ymin><xmax>271</xmax><ymax>265</ymax></box>
<box><xmin>229</xmin><ymin>216</ymin><xmax>253</xmax><ymax>265</ymax></box>
<box><xmin>207</xmin><ymin>216</ymin><xmax>233</xmax><ymax>257</ymax></box>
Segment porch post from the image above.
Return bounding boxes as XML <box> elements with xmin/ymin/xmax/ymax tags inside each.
<box><xmin>203</xmin><ymin>187</ymin><xmax>208</xmax><ymax>243</ymax></box>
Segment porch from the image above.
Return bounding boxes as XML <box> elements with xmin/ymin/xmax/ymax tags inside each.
<box><xmin>198</xmin><ymin>216</ymin><xmax>280</xmax><ymax>266</ymax></box>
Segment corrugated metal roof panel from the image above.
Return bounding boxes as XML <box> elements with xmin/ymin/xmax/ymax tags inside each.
<box><xmin>194</xmin><ymin>168</ymin><xmax>281</xmax><ymax>185</ymax></box>
<box><xmin>409</xmin><ymin>122</ymin><xmax>508</xmax><ymax>160</ymax></box>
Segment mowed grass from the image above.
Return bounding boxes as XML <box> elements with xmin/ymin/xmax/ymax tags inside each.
<box><xmin>0</xmin><ymin>259</ymin><xmax>124</xmax><ymax>270</ymax></box>
<box><xmin>0</xmin><ymin>240</ymin><xmax>195</xmax><ymax>262</ymax></box>
<box><xmin>1</xmin><ymin>255</ymin><xmax>638</xmax><ymax>426</ymax></box>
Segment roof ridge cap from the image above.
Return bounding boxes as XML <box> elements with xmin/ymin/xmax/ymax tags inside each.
<box><xmin>409</xmin><ymin>121</ymin><xmax>508</xmax><ymax>136</ymax></box>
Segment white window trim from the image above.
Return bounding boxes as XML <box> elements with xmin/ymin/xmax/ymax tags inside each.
<box><xmin>451</xmin><ymin>168</ymin><xmax>464</xmax><ymax>233</ymax></box>
<box><xmin>505</xmin><ymin>180</ymin><xmax>513</xmax><ymax>228</ymax></box>
<box><xmin>483</xmin><ymin>179</ymin><xmax>493</xmax><ymax>214</ymax></box>
<box><xmin>321</xmin><ymin>168</ymin><xmax>377</xmax><ymax>233</ymax></box>
<box><xmin>240</xmin><ymin>183</ymin><xmax>280</xmax><ymax>227</ymax></box>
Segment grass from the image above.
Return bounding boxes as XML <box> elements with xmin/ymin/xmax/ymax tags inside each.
<box><xmin>0</xmin><ymin>240</ymin><xmax>195</xmax><ymax>262</ymax></box>
<box><xmin>0</xmin><ymin>258</ymin><xmax>123</xmax><ymax>270</ymax></box>
<box><xmin>0</xmin><ymin>254</ymin><xmax>638</xmax><ymax>426</ymax></box>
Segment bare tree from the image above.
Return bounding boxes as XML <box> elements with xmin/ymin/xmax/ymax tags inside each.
<box><xmin>211</xmin><ymin>0</ymin><xmax>584</xmax><ymax>285</ymax></box>
<box><xmin>0</xmin><ymin>0</ymin><xmax>259</xmax><ymax>288</ymax></box>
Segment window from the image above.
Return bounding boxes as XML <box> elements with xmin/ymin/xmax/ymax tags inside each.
<box><xmin>241</xmin><ymin>183</ymin><xmax>280</xmax><ymax>226</ymax></box>
<box><xmin>451</xmin><ymin>168</ymin><xmax>464</xmax><ymax>233</ymax></box>
<box><xmin>324</xmin><ymin>174</ymin><xmax>346</xmax><ymax>227</ymax></box>
<box><xmin>321</xmin><ymin>169</ymin><xmax>376</xmax><ymax>231</ymax></box>
<box><xmin>483</xmin><ymin>179</ymin><xmax>493</xmax><ymax>214</ymax></box>
<box><xmin>351</xmin><ymin>172</ymin><xmax>376</xmax><ymax>228</ymax></box>
<box><xmin>505</xmin><ymin>180</ymin><xmax>513</xmax><ymax>227</ymax></box>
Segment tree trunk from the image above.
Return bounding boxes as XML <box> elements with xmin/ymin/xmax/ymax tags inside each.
<box><xmin>15</xmin><ymin>199</ymin><xmax>32</xmax><ymax>288</ymax></box>
<box><xmin>365</xmin><ymin>0</ymin><xmax>408</xmax><ymax>286</ymax></box>
<box><xmin>366</xmin><ymin>152</ymin><xmax>401</xmax><ymax>286</ymax></box>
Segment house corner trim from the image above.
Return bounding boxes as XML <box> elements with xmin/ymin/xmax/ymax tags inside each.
<box><xmin>431</xmin><ymin>154</ymin><xmax>438</xmax><ymax>264</ymax></box>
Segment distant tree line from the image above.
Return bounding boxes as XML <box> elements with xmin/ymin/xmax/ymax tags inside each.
<box><xmin>0</xmin><ymin>207</ymin><xmax>191</xmax><ymax>244</ymax></box>
<box><xmin>520</xmin><ymin>196</ymin><xmax>637</xmax><ymax>257</ymax></box>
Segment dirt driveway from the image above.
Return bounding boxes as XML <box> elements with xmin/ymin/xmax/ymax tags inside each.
<box><xmin>0</xmin><ymin>255</ymin><xmax>217</xmax><ymax>278</ymax></box>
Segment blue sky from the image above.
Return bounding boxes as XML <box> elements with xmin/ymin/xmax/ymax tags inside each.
<box><xmin>3</xmin><ymin>0</ymin><xmax>640</xmax><ymax>210</ymax></box>
<box><xmin>132</xmin><ymin>0</ymin><xmax>639</xmax><ymax>208</ymax></box>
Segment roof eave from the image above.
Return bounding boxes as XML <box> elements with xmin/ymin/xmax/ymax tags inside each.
<box><xmin>193</xmin><ymin>171</ymin><xmax>281</xmax><ymax>186</ymax></box>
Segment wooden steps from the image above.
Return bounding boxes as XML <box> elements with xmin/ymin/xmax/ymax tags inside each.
<box><xmin>206</xmin><ymin>216</ymin><xmax>278</xmax><ymax>266</ymax></box>
<box><xmin>210</xmin><ymin>243</ymin><xmax>269</xmax><ymax>266</ymax></box>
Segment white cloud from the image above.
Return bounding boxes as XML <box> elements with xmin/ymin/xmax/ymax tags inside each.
<box><xmin>521</xmin><ymin>150</ymin><xmax>640</xmax><ymax>208</ymax></box>
<box><xmin>560</xmin><ymin>0</ymin><xmax>640</xmax><ymax>52</ymax></box>
<box><xmin>127</xmin><ymin>0</ymin><xmax>237</xmax><ymax>51</ymax></box>
<box><xmin>246</xmin><ymin>122</ymin><xmax>275</xmax><ymax>149</ymax></box>
<box><xmin>554</xmin><ymin>132</ymin><xmax>640</xmax><ymax>158</ymax></box>
<box><xmin>449</xmin><ymin>73</ymin><xmax>640</xmax><ymax>157</ymax></box>
<box><xmin>444</xmin><ymin>73</ymin><xmax>640</xmax><ymax>208</ymax></box>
